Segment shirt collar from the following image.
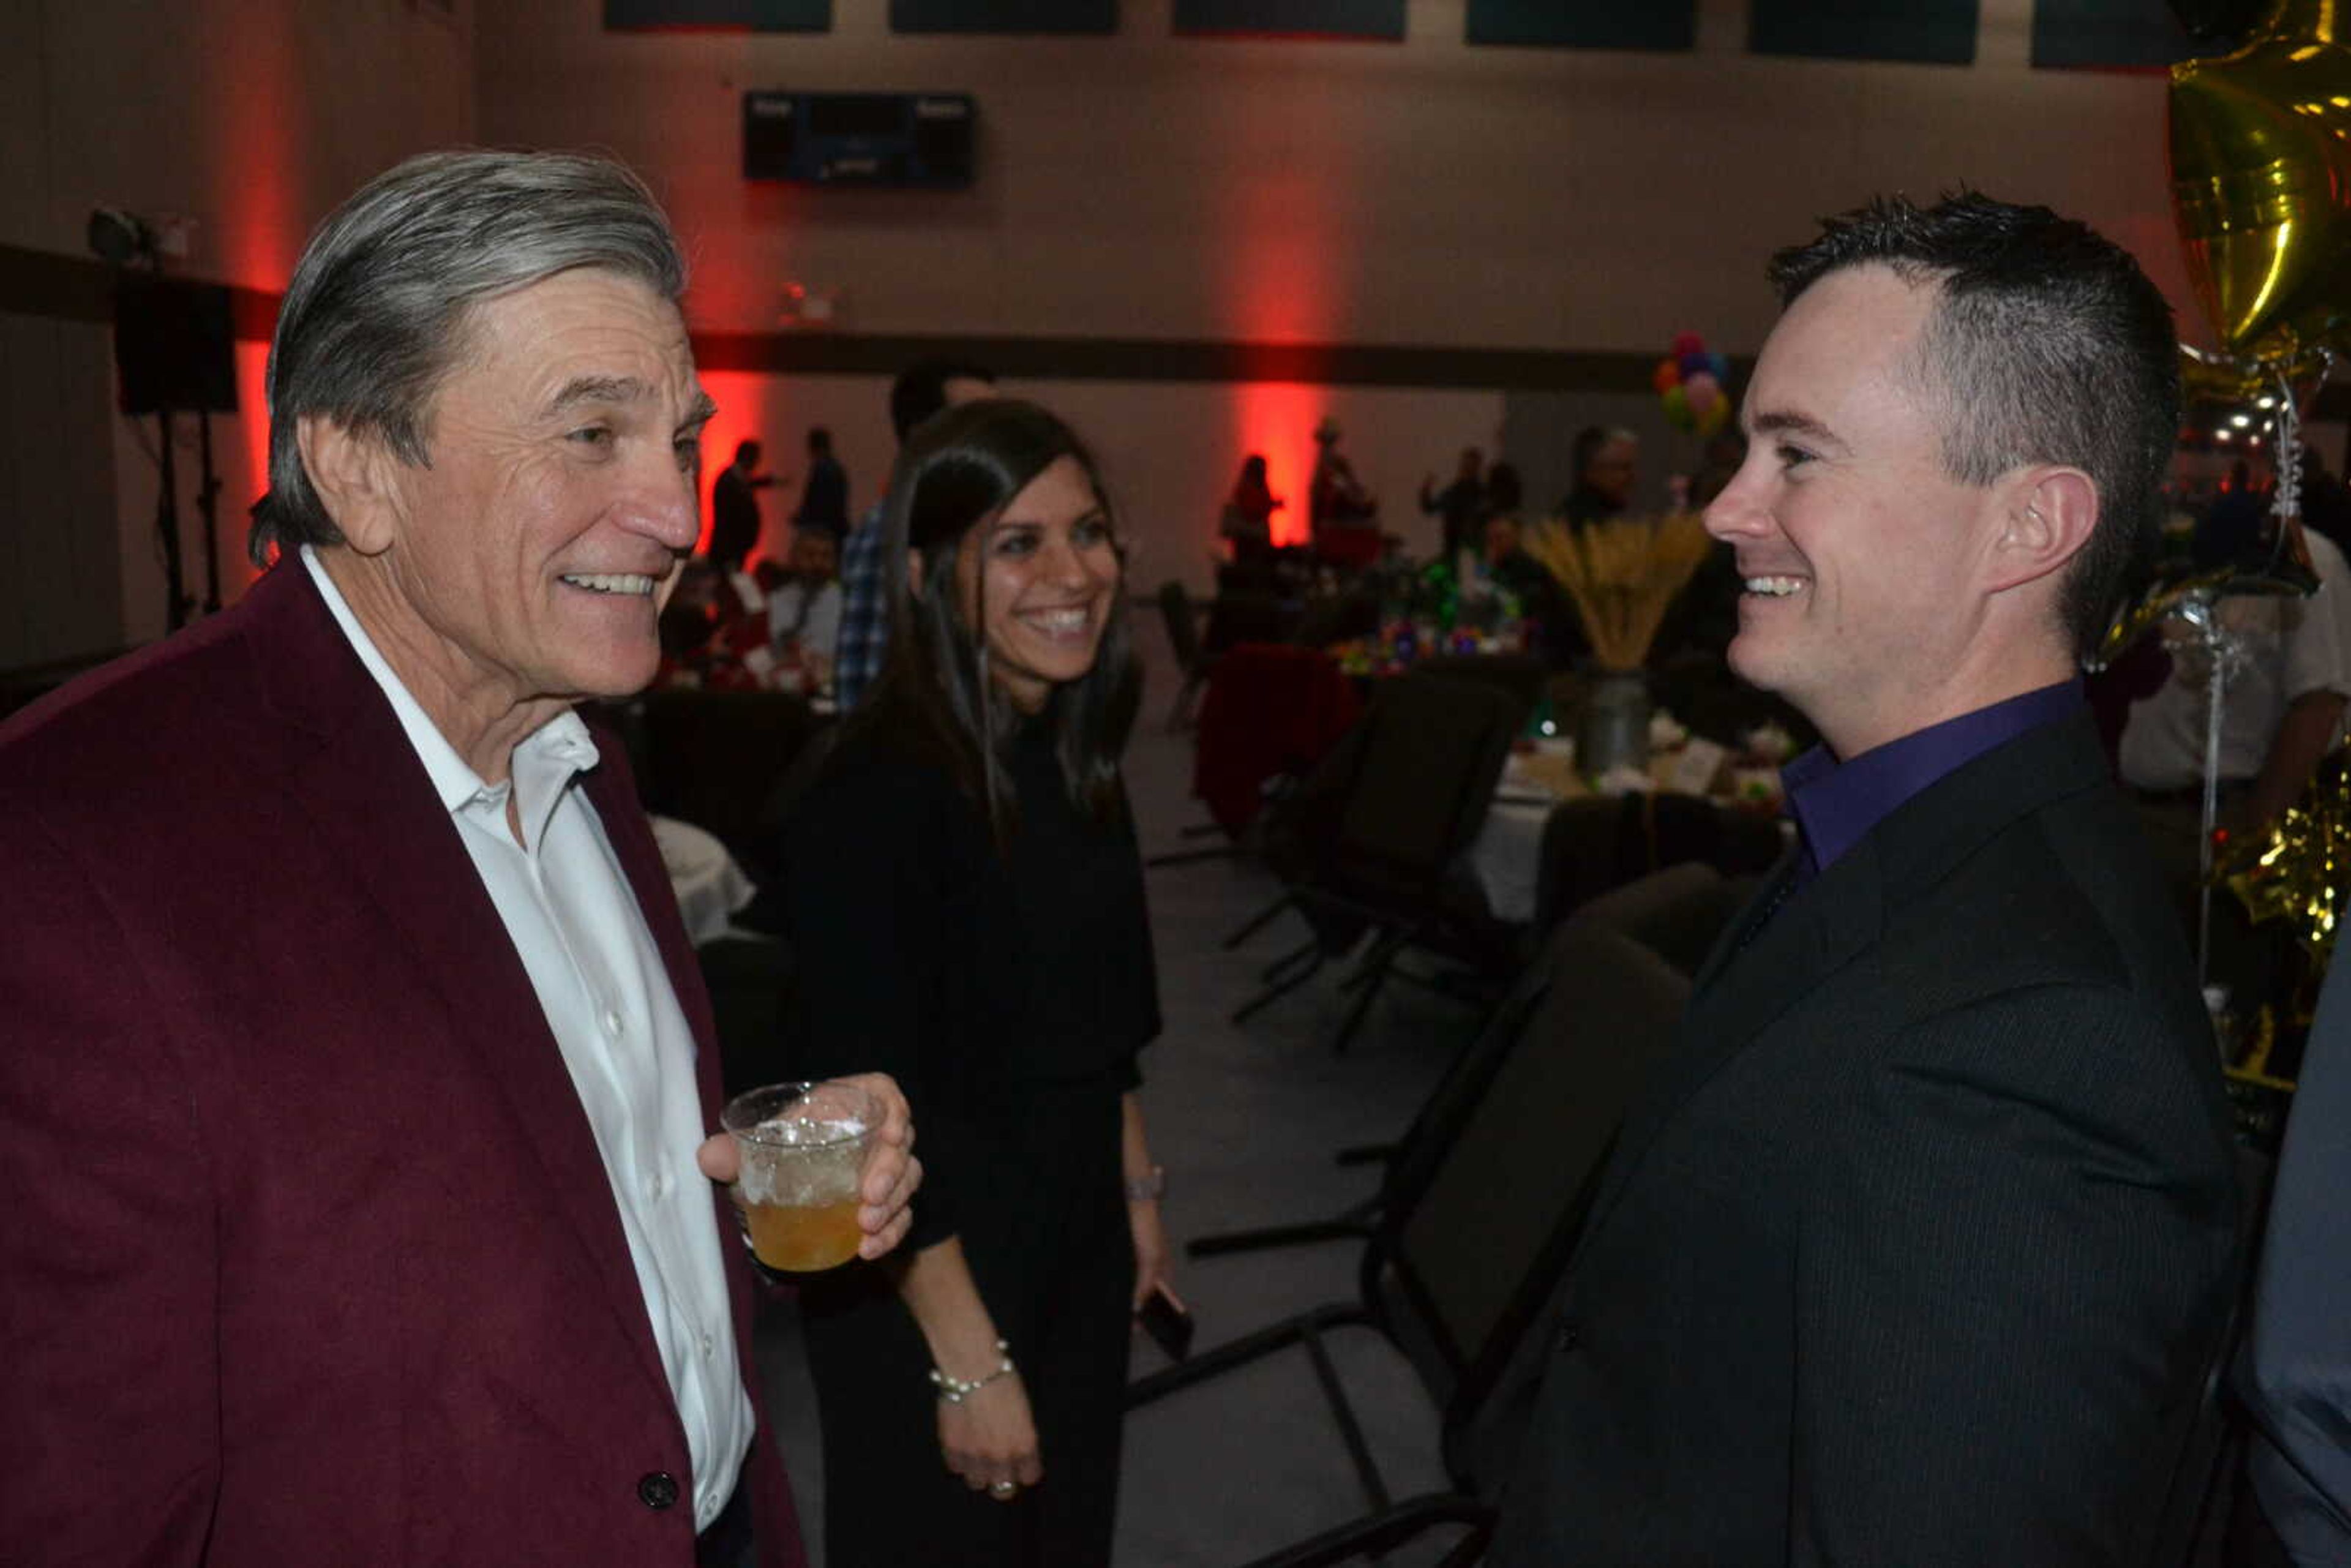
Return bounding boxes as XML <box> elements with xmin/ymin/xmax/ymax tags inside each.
<box><xmin>300</xmin><ymin>546</ymin><xmax>598</xmax><ymax>840</ymax></box>
<box><xmin>1782</xmin><ymin>679</ymin><xmax>2084</xmax><ymax>877</ymax></box>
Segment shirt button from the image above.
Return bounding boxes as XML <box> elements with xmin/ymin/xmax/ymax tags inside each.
<box><xmin>699</xmin><ymin>1330</ymin><xmax>715</xmax><ymax>1360</ymax></box>
<box><xmin>1555</xmin><ymin>1318</ymin><xmax>1581</xmax><ymax>1354</ymax></box>
<box><xmin>645</xmin><ymin>1170</ymin><xmax>669</xmax><ymax>1201</ymax></box>
<box><xmin>637</xmin><ymin>1471</ymin><xmax>680</xmax><ymax>1511</ymax></box>
<box><xmin>602</xmin><ymin>1008</ymin><xmax>623</xmax><ymax>1037</ymax></box>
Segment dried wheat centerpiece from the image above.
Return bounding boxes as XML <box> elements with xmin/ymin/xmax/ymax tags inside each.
<box><xmin>1523</xmin><ymin>512</ymin><xmax>1714</xmax><ymax>671</ymax></box>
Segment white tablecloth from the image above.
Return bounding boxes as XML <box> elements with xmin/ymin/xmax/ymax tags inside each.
<box><xmin>650</xmin><ymin>815</ymin><xmax>757</xmax><ymax>945</ymax></box>
<box><xmin>1466</xmin><ymin>748</ymin><xmax>1788</xmax><ymax>926</ymax></box>
<box><xmin>1469</xmin><ymin>797</ymin><xmax>1555</xmax><ymax>926</ymax></box>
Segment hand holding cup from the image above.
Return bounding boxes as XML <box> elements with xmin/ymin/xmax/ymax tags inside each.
<box><xmin>700</xmin><ymin>1074</ymin><xmax>920</xmax><ymax>1267</ymax></box>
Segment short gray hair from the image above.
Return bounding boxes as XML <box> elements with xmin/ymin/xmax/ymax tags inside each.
<box><xmin>250</xmin><ymin>149</ymin><xmax>688</xmax><ymax>566</ymax></box>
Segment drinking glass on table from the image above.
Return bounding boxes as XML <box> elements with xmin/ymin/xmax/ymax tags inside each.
<box><xmin>721</xmin><ymin>1081</ymin><xmax>879</xmax><ymax>1272</ymax></box>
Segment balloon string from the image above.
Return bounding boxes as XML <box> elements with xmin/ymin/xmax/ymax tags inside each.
<box><xmin>2200</xmin><ymin>637</ymin><xmax>2225</xmax><ymax>993</ymax></box>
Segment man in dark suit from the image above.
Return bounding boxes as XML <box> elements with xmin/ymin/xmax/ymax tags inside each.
<box><xmin>0</xmin><ymin>151</ymin><xmax>920</xmax><ymax>1566</ymax></box>
<box><xmin>1490</xmin><ymin>193</ymin><xmax>2239</xmax><ymax>1564</ymax></box>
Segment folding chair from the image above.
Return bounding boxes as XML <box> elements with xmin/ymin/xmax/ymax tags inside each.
<box><xmin>1230</xmin><ymin>670</ymin><xmax>1524</xmax><ymax>1053</ymax></box>
<box><xmin>1193</xmin><ymin>864</ymin><xmax>1739</xmax><ymax>1260</ymax></box>
<box><xmin>1159</xmin><ymin>579</ymin><xmax>1215</xmax><ymax>732</ymax></box>
<box><xmin>1408</xmin><ymin>653</ymin><xmax>1546</xmax><ymax>716</ymax></box>
<box><xmin>1531</xmin><ymin>792</ymin><xmax>1783</xmax><ymax>946</ymax></box>
<box><xmin>1131</xmin><ymin>915</ymin><xmax>1694</xmax><ymax>1568</ymax></box>
<box><xmin>1151</xmin><ymin>643</ymin><xmax>1362</xmax><ymax>872</ymax></box>
<box><xmin>636</xmin><ymin>687</ymin><xmax>825</xmax><ymax>876</ymax></box>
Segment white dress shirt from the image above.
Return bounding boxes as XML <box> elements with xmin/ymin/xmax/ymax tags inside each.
<box><xmin>302</xmin><ymin>548</ymin><xmax>753</xmax><ymax>1531</ymax></box>
<box><xmin>2120</xmin><ymin>529</ymin><xmax>2351</xmax><ymax>789</ymax></box>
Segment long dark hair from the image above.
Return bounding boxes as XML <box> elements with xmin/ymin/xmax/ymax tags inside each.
<box><xmin>855</xmin><ymin>398</ymin><xmax>1141</xmax><ymax>843</ymax></box>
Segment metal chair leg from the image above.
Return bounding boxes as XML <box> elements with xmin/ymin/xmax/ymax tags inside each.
<box><xmin>1225</xmin><ymin>893</ymin><xmax>1296</xmax><ymax>950</ymax></box>
<box><xmin>1186</xmin><ymin>1195</ymin><xmax>1379</xmax><ymax>1259</ymax></box>
<box><xmin>1232</xmin><ymin>945</ymin><xmax>1325</xmax><ymax>1024</ymax></box>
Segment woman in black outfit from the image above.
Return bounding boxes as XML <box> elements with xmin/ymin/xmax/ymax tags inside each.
<box><xmin>776</xmin><ymin>399</ymin><xmax>1176</xmax><ymax>1567</ymax></box>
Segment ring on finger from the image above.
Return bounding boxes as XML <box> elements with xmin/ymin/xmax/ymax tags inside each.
<box><xmin>989</xmin><ymin>1479</ymin><xmax>1018</xmax><ymax>1498</ymax></box>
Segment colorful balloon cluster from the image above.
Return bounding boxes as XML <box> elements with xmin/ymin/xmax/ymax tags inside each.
<box><xmin>1652</xmin><ymin>332</ymin><xmax>1731</xmax><ymax>437</ymax></box>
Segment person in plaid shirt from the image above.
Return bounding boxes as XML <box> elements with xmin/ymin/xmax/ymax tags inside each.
<box><xmin>833</xmin><ymin>358</ymin><xmax>995</xmax><ymax>709</ymax></box>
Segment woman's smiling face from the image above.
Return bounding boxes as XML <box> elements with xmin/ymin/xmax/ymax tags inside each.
<box><xmin>957</xmin><ymin>454</ymin><xmax>1121</xmax><ymax>713</ymax></box>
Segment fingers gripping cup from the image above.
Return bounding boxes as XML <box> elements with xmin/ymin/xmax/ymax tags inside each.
<box><xmin>721</xmin><ymin>1081</ymin><xmax>877</xmax><ymax>1272</ymax></box>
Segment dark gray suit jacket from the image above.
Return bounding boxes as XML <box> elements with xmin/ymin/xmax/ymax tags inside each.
<box><xmin>1490</xmin><ymin>710</ymin><xmax>2238</xmax><ymax>1566</ymax></box>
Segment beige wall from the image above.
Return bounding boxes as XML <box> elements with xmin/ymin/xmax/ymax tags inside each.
<box><xmin>1</xmin><ymin>0</ymin><xmax>473</xmax><ymax>658</ymax></box>
<box><xmin>476</xmin><ymin>0</ymin><xmax>2190</xmax><ymax>350</ymax></box>
<box><xmin>0</xmin><ymin>0</ymin><xmax>2216</xmax><ymax>649</ymax></box>
<box><xmin>473</xmin><ymin>0</ymin><xmax>2196</xmax><ymax>590</ymax></box>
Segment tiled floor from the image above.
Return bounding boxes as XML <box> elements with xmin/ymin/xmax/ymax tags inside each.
<box><xmin>756</xmin><ymin>629</ymin><xmax>1487</xmax><ymax>1566</ymax></box>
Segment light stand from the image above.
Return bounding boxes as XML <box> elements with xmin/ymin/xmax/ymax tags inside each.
<box><xmin>154</xmin><ymin>408</ymin><xmax>191</xmax><ymax>631</ymax></box>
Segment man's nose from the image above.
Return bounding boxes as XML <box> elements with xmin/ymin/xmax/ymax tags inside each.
<box><xmin>625</xmin><ymin>462</ymin><xmax>702</xmax><ymax>552</ymax></box>
<box><xmin>1704</xmin><ymin>467</ymin><xmax>1767</xmax><ymax>542</ymax></box>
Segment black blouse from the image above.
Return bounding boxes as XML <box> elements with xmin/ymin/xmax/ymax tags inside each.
<box><xmin>776</xmin><ymin>716</ymin><xmax>1160</xmax><ymax>1245</ymax></box>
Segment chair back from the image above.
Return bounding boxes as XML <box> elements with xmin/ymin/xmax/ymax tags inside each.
<box><xmin>1157</xmin><ymin>580</ymin><xmax>1204</xmax><ymax>675</ymax></box>
<box><xmin>1329</xmin><ymin>672</ymin><xmax>1521</xmax><ymax>907</ymax></box>
<box><xmin>1411</xmin><ymin>653</ymin><xmax>1547</xmax><ymax>718</ymax></box>
<box><xmin>1532</xmin><ymin>789</ymin><xmax>1783</xmax><ymax>938</ymax></box>
<box><xmin>1371</xmin><ymin>912</ymin><xmax>1693</xmax><ymax>1488</ymax></box>
<box><xmin>636</xmin><ymin>688</ymin><xmax>824</xmax><ymax>868</ymax></box>
<box><xmin>1191</xmin><ymin>644</ymin><xmax>1363</xmax><ymax>836</ymax></box>
<box><xmin>1572</xmin><ymin>860</ymin><xmax>1753</xmax><ymax>978</ymax></box>
<box><xmin>1204</xmin><ymin>590</ymin><xmax>1298</xmax><ymax>653</ymax></box>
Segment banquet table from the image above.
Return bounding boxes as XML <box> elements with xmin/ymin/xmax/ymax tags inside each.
<box><xmin>651</xmin><ymin>814</ymin><xmax>758</xmax><ymax>945</ymax></box>
<box><xmin>1468</xmin><ymin>741</ymin><xmax>1787</xmax><ymax>926</ymax></box>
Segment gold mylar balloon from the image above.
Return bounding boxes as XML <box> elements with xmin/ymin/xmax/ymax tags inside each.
<box><xmin>2170</xmin><ymin>0</ymin><xmax>2351</xmax><ymax>359</ymax></box>
<box><xmin>2221</xmin><ymin>746</ymin><xmax>2351</xmax><ymax>963</ymax></box>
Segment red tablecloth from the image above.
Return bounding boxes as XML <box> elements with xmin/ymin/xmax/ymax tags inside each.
<box><xmin>1191</xmin><ymin>643</ymin><xmax>1363</xmax><ymax>835</ymax></box>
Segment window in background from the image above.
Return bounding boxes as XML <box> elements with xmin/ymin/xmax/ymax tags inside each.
<box><xmin>890</xmin><ymin>0</ymin><xmax>1116</xmax><ymax>32</ymax></box>
<box><xmin>1174</xmin><ymin>0</ymin><xmax>1406</xmax><ymax>41</ymax></box>
<box><xmin>1466</xmin><ymin>0</ymin><xmax>1697</xmax><ymax>51</ymax></box>
<box><xmin>1748</xmin><ymin>0</ymin><xmax>1978</xmax><ymax>65</ymax></box>
<box><xmin>2030</xmin><ymin>0</ymin><xmax>2198</xmax><ymax>69</ymax></box>
<box><xmin>604</xmin><ymin>0</ymin><xmax>829</xmax><ymax>28</ymax></box>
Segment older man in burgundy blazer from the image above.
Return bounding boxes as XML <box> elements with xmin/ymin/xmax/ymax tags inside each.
<box><xmin>0</xmin><ymin>152</ymin><xmax>918</xmax><ymax>1566</ymax></box>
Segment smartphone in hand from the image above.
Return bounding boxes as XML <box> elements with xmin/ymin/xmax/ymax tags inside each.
<box><xmin>1136</xmin><ymin>1291</ymin><xmax>1195</xmax><ymax>1361</ymax></box>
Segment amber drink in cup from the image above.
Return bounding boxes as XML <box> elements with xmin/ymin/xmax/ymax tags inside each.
<box><xmin>721</xmin><ymin>1081</ymin><xmax>876</xmax><ymax>1272</ymax></box>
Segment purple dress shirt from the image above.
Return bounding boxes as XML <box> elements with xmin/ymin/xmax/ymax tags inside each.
<box><xmin>1783</xmin><ymin>680</ymin><xmax>2087</xmax><ymax>885</ymax></box>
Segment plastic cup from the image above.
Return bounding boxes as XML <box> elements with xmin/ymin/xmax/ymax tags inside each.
<box><xmin>720</xmin><ymin>1081</ymin><xmax>876</xmax><ymax>1272</ymax></box>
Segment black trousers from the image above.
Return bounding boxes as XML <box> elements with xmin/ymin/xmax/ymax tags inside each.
<box><xmin>800</xmin><ymin>1082</ymin><xmax>1136</xmax><ymax>1567</ymax></box>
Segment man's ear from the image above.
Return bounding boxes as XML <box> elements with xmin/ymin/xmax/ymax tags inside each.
<box><xmin>296</xmin><ymin>414</ymin><xmax>402</xmax><ymax>555</ymax></box>
<box><xmin>1985</xmin><ymin>467</ymin><xmax>2098</xmax><ymax>595</ymax></box>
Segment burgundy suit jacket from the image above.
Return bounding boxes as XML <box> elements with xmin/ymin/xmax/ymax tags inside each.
<box><xmin>0</xmin><ymin>563</ymin><xmax>804</xmax><ymax>1566</ymax></box>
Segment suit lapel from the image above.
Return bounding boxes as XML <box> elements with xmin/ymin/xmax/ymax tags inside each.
<box><xmin>580</xmin><ymin>743</ymin><xmax>722</xmax><ymax>1114</ymax></box>
<box><xmin>253</xmin><ymin>565</ymin><xmax>680</xmax><ymax>1408</ymax></box>
<box><xmin>1581</xmin><ymin>838</ymin><xmax>1885</xmax><ymax>1240</ymax></box>
<box><xmin>1574</xmin><ymin>708</ymin><xmax>2120</xmax><ymax>1250</ymax></box>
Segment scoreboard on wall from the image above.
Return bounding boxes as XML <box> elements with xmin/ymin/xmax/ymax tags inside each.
<box><xmin>742</xmin><ymin>92</ymin><xmax>978</xmax><ymax>189</ymax></box>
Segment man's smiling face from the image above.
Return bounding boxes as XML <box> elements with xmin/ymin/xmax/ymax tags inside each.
<box><xmin>1704</xmin><ymin>264</ymin><xmax>2003</xmax><ymax>757</ymax></box>
<box><xmin>369</xmin><ymin>267</ymin><xmax>710</xmax><ymax>711</ymax></box>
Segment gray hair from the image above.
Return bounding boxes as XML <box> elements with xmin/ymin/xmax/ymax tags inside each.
<box><xmin>249</xmin><ymin>149</ymin><xmax>688</xmax><ymax>566</ymax></box>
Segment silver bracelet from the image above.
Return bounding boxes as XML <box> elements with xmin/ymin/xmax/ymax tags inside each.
<box><xmin>929</xmin><ymin>1340</ymin><xmax>1016</xmax><ymax>1404</ymax></box>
